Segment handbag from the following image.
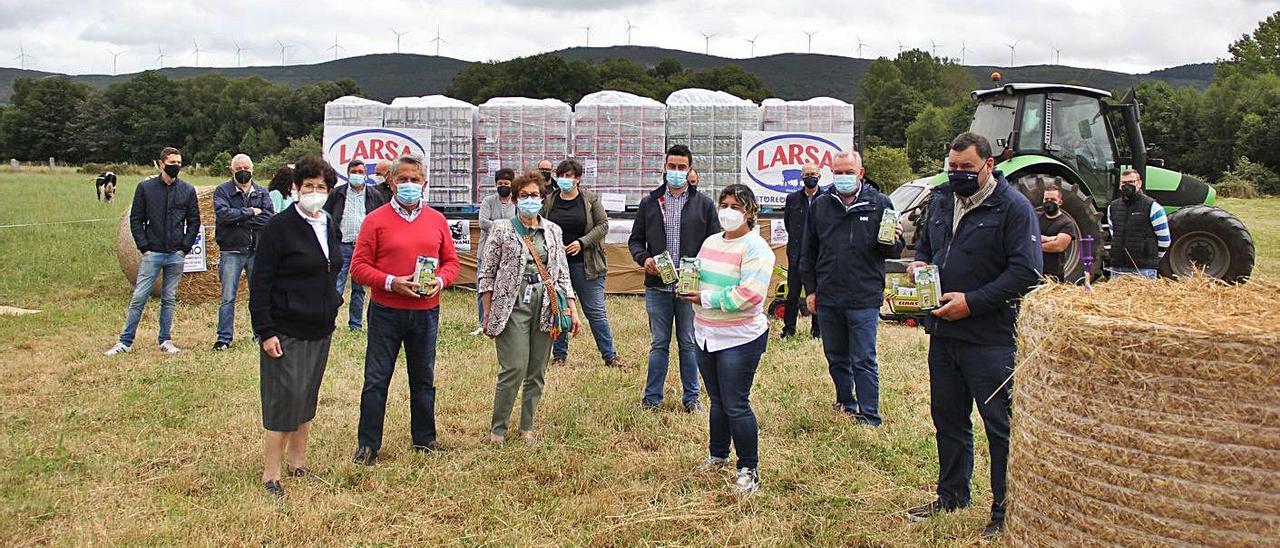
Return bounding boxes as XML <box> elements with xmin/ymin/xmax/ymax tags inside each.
<box><xmin>511</xmin><ymin>218</ymin><xmax>572</xmax><ymax>339</ymax></box>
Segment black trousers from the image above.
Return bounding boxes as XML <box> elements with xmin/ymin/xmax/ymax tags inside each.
<box><xmin>357</xmin><ymin>303</ymin><xmax>440</xmax><ymax>451</ymax></box>
<box><xmin>781</xmin><ymin>260</ymin><xmax>819</xmax><ymax>337</ymax></box>
<box><xmin>928</xmin><ymin>335</ymin><xmax>1014</xmax><ymax>519</ymax></box>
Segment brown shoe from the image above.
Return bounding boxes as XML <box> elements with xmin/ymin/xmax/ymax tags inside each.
<box><xmin>551</xmin><ymin>356</ymin><xmax>567</xmax><ymax>367</ymax></box>
<box><xmin>604</xmin><ymin>356</ymin><xmax>625</xmax><ymax>368</ymax></box>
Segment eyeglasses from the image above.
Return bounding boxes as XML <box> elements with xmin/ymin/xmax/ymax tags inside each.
<box><xmin>516</xmin><ymin>193</ymin><xmax>542</xmax><ymax>200</ymax></box>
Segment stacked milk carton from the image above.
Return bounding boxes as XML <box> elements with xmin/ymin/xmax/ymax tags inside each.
<box><xmin>571</xmin><ymin>90</ymin><xmax>666</xmax><ymax>205</ymax></box>
<box><xmin>475</xmin><ymin>97</ymin><xmax>571</xmax><ymax>197</ymax></box>
<box><xmin>761</xmin><ymin>97</ymin><xmax>857</xmax><ymax>134</ymax></box>
<box><xmin>383</xmin><ymin>95</ymin><xmax>478</xmax><ymax>204</ymax></box>
<box><xmin>323</xmin><ymin>95</ymin><xmax>387</xmax><ymax>127</ymax></box>
<box><xmin>665</xmin><ymin>89</ymin><xmax>762</xmax><ymax>197</ymax></box>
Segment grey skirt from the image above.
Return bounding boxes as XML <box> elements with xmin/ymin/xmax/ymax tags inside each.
<box><xmin>260</xmin><ymin>334</ymin><xmax>331</xmax><ymax>432</ymax></box>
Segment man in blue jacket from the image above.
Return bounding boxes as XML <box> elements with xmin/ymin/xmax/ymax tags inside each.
<box><xmin>781</xmin><ymin>162</ymin><xmax>823</xmax><ymax>340</ymax></box>
<box><xmin>904</xmin><ymin>133</ymin><xmax>1041</xmax><ymax>538</ymax></box>
<box><xmin>801</xmin><ymin>151</ymin><xmax>903</xmax><ymax>426</ymax></box>
<box><xmin>323</xmin><ymin>159</ymin><xmax>388</xmax><ymax>331</ymax></box>
<box><xmin>106</xmin><ymin>147</ymin><xmax>201</xmax><ymax>356</ymax></box>
<box><xmin>212</xmin><ymin>153</ymin><xmax>273</xmax><ymax>351</ymax></box>
<box><xmin>628</xmin><ymin>144</ymin><xmax>721</xmax><ymax>412</ymax></box>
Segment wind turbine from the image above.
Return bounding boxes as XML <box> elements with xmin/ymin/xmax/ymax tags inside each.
<box><xmin>14</xmin><ymin>43</ymin><xmax>32</xmax><ymax>70</ymax></box>
<box><xmin>430</xmin><ymin>26</ymin><xmax>446</xmax><ymax>57</ymax></box>
<box><xmin>803</xmin><ymin>30</ymin><xmax>818</xmax><ymax>54</ymax></box>
<box><xmin>897</xmin><ymin>38</ymin><xmax>905</xmax><ymax>54</ymax></box>
<box><xmin>930</xmin><ymin>38</ymin><xmax>943</xmax><ymax>58</ymax></box>
<box><xmin>745</xmin><ymin>34</ymin><xmax>759</xmax><ymax>58</ymax></box>
<box><xmin>106</xmin><ymin>49</ymin><xmax>124</xmax><ymax>75</ymax></box>
<box><xmin>581</xmin><ymin>25</ymin><xmax>590</xmax><ymax>47</ymax></box>
<box><xmin>1053</xmin><ymin>47</ymin><xmax>1062</xmax><ymax>65</ymax></box>
<box><xmin>959</xmin><ymin>41</ymin><xmax>968</xmax><ymax>65</ymax></box>
<box><xmin>391</xmin><ymin>28</ymin><xmax>409</xmax><ymax>53</ymax></box>
<box><xmin>191</xmin><ymin>41</ymin><xmax>203</xmax><ymax>68</ymax></box>
<box><xmin>232</xmin><ymin>40</ymin><xmax>249</xmax><ymax>67</ymax></box>
<box><xmin>1005</xmin><ymin>39</ymin><xmax>1019</xmax><ymax>67</ymax></box>
<box><xmin>856</xmin><ymin>35</ymin><xmax>869</xmax><ymax>58</ymax></box>
<box><xmin>700</xmin><ymin>30</ymin><xmax>716</xmax><ymax>55</ymax></box>
<box><xmin>276</xmin><ymin>39</ymin><xmax>292</xmax><ymax>66</ymax></box>
<box><xmin>327</xmin><ymin>34</ymin><xmax>344</xmax><ymax>61</ymax></box>
<box><xmin>156</xmin><ymin>46</ymin><xmax>167</xmax><ymax>68</ymax></box>
<box><xmin>624</xmin><ymin>18</ymin><xmax>638</xmax><ymax>46</ymax></box>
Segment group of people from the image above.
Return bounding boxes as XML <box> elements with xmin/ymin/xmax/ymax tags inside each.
<box><xmin>99</xmin><ymin>130</ymin><xmax>1175</xmax><ymax>538</ymax></box>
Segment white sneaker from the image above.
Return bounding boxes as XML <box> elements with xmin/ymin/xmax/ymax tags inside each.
<box><xmin>158</xmin><ymin>340</ymin><xmax>181</xmax><ymax>354</ymax></box>
<box><xmin>104</xmin><ymin>342</ymin><xmax>131</xmax><ymax>356</ymax></box>
<box><xmin>732</xmin><ymin>467</ymin><xmax>759</xmax><ymax>494</ymax></box>
<box><xmin>469</xmin><ymin>327</ymin><xmax>484</xmax><ymax>336</ymax></box>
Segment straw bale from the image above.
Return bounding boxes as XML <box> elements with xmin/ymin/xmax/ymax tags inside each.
<box><xmin>115</xmin><ymin>185</ymin><xmax>244</xmax><ymax>303</ymax></box>
<box><xmin>1006</xmin><ymin>277</ymin><xmax>1280</xmax><ymax>547</ymax></box>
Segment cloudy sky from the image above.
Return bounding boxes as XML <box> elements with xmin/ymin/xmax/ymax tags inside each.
<box><xmin>2</xmin><ymin>0</ymin><xmax>1277</xmax><ymax>75</ymax></box>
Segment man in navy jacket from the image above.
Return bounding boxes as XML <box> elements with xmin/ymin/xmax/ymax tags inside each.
<box><xmin>905</xmin><ymin>132</ymin><xmax>1041</xmax><ymax>539</ymax></box>
<box><xmin>802</xmin><ymin>151</ymin><xmax>903</xmax><ymax>426</ymax></box>
<box><xmin>212</xmin><ymin>153</ymin><xmax>274</xmax><ymax>351</ymax></box>
<box><xmin>781</xmin><ymin>162</ymin><xmax>823</xmax><ymax>339</ymax></box>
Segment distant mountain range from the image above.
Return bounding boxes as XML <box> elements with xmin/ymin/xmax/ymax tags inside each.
<box><xmin>0</xmin><ymin>46</ymin><xmax>1217</xmax><ymax>105</ymax></box>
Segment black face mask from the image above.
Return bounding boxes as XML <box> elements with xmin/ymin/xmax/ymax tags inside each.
<box><xmin>947</xmin><ymin>168</ymin><xmax>982</xmax><ymax>198</ymax></box>
<box><xmin>496</xmin><ymin>186</ymin><xmax>511</xmax><ymax>198</ymax></box>
<box><xmin>1043</xmin><ymin>201</ymin><xmax>1060</xmax><ymax>216</ymax></box>
<box><xmin>163</xmin><ymin>164</ymin><xmax>181</xmax><ymax>179</ymax></box>
<box><xmin>1120</xmin><ymin>183</ymin><xmax>1138</xmax><ymax>200</ymax></box>
<box><xmin>539</xmin><ymin>170</ymin><xmax>552</xmax><ymax>182</ymax></box>
<box><xmin>802</xmin><ymin>175</ymin><xmax>819</xmax><ymax>188</ymax></box>
<box><xmin>233</xmin><ymin>171</ymin><xmax>252</xmax><ymax>185</ymax></box>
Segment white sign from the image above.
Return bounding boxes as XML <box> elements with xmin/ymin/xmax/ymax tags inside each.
<box><xmin>600</xmin><ymin>192</ymin><xmax>627</xmax><ymax>213</ymax></box>
<box><xmin>448</xmin><ymin>219</ymin><xmax>472</xmax><ymax>252</ymax></box>
<box><xmin>584</xmin><ymin>159</ymin><xmax>599</xmax><ymax>178</ymax></box>
<box><xmin>184</xmin><ymin>227</ymin><xmax>207</xmax><ymax>273</ymax></box>
<box><xmin>605</xmin><ymin>219</ymin><xmax>634</xmax><ymax>245</ymax></box>
<box><xmin>770</xmin><ymin>220</ymin><xmax>789</xmax><ymax>245</ymax></box>
<box><xmin>322</xmin><ymin>125</ymin><xmax>431</xmax><ymax>184</ymax></box>
<box><xmin>740</xmin><ymin>130</ymin><xmax>855</xmax><ymax>207</ymax></box>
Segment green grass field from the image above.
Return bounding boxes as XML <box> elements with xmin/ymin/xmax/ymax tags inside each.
<box><xmin>0</xmin><ymin>172</ymin><xmax>1275</xmax><ymax>545</ymax></box>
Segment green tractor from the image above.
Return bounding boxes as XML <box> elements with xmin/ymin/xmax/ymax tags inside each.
<box><xmin>889</xmin><ymin>82</ymin><xmax>1256</xmax><ymax>285</ymax></box>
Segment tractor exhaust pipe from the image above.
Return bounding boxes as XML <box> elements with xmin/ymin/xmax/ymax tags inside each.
<box><xmin>1120</xmin><ymin>88</ymin><xmax>1147</xmax><ymax>179</ymax></box>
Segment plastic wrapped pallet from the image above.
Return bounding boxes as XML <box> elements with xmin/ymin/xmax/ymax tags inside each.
<box><xmin>665</xmin><ymin>89</ymin><xmax>762</xmax><ymax>197</ymax></box>
<box><xmin>323</xmin><ymin>95</ymin><xmax>387</xmax><ymax>127</ymax></box>
<box><xmin>572</xmin><ymin>91</ymin><xmax>666</xmax><ymax>205</ymax></box>
<box><xmin>761</xmin><ymin>97</ymin><xmax>856</xmax><ymax>134</ymax></box>
<box><xmin>384</xmin><ymin>95</ymin><xmax>477</xmax><ymax>204</ymax></box>
<box><xmin>476</xmin><ymin>97</ymin><xmax>571</xmax><ymax>199</ymax></box>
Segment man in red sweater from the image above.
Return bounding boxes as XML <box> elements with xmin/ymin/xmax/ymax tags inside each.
<box><xmin>349</xmin><ymin>154</ymin><xmax>460</xmax><ymax>465</ymax></box>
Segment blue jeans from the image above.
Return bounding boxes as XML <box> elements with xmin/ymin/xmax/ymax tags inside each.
<box><xmin>336</xmin><ymin>242</ymin><xmax>366</xmax><ymax>329</ymax></box>
<box><xmin>554</xmin><ymin>262</ymin><xmax>618</xmax><ymax>361</ymax></box>
<box><xmin>929</xmin><ymin>336</ymin><xmax>1015</xmax><ymax>519</ymax></box>
<box><xmin>118</xmin><ymin>251</ymin><xmax>184</xmax><ymax>346</ymax></box>
<box><xmin>643</xmin><ymin>288</ymin><xmax>699</xmax><ymax>407</ymax></box>
<box><xmin>358</xmin><ymin>303</ymin><xmax>440</xmax><ymax>450</ymax></box>
<box><xmin>216</xmin><ymin>251</ymin><xmax>254</xmax><ymax>344</ymax></box>
<box><xmin>697</xmin><ymin>331</ymin><xmax>767</xmax><ymax>470</ymax></box>
<box><xmin>817</xmin><ymin>306</ymin><xmax>882</xmax><ymax>425</ymax></box>
<box><xmin>1109</xmin><ymin>266</ymin><xmax>1158</xmax><ymax>279</ymax></box>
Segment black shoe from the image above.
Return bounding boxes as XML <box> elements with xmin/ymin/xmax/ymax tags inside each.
<box><xmin>640</xmin><ymin>401</ymin><xmax>660</xmax><ymax>412</ymax></box>
<box><xmin>263</xmin><ymin>480</ymin><xmax>285</xmax><ymax>497</ymax></box>
<box><xmin>412</xmin><ymin>440</ymin><xmax>446</xmax><ymax>453</ymax></box>
<box><xmin>287</xmin><ymin>466</ymin><xmax>310</xmax><ymax>478</ymax></box>
<box><xmin>779</xmin><ymin>329</ymin><xmax>795</xmax><ymax>340</ymax></box>
<box><xmin>212</xmin><ymin>341</ymin><xmax>230</xmax><ymax>351</ymax></box>
<box><xmin>352</xmin><ymin>446</ymin><xmax>377</xmax><ymax>466</ymax></box>
<box><xmin>981</xmin><ymin>517</ymin><xmax>1005</xmax><ymax>538</ymax></box>
<box><xmin>906</xmin><ymin>499</ymin><xmax>957</xmax><ymax>522</ymax></box>
<box><xmin>810</xmin><ymin>330</ymin><xmax>821</xmax><ymax>339</ymax></box>
<box><xmin>683</xmin><ymin>401</ymin><xmax>702</xmax><ymax>413</ymax></box>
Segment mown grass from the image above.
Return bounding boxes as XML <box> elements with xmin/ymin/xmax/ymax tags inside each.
<box><xmin>0</xmin><ymin>172</ymin><xmax>1274</xmax><ymax>545</ymax></box>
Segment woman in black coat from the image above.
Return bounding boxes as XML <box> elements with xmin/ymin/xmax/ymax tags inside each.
<box><xmin>248</xmin><ymin>156</ymin><xmax>343</xmax><ymax>497</ymax></box>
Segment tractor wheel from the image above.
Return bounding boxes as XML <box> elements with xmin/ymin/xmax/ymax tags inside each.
<box><xmin>1011</xmin><ymin>174</ymin><xmax>1105</xmax><ymax>282</ymax></box>
<box><xmin>769</xmin><ymin>299</ymin><xmax>787</xmax><ymax>320</ymax></box>
<box><xmin>1158</xmin><ymin>205</ymin><xmax>1255</xmax><ymax>283</ymax></box>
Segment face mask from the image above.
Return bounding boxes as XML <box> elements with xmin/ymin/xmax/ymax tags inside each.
<box><xmin>395</xmin><ymin>182</ymin><xmax>423</xmax><ymax>205</ymax></box>
<box><xmin>718</xmin><ymin>207</ymin><xmax>746</xmax><ymax>231</ymax></box>
<box><xmin>348</xmin><ymin>173</ymin><xmax>366</xmax><ymax>187</ymax></box>
<box><xmin>802</xmin><ymin>175</ymin><xmax>819</xmax><ymax>188</ymax></box>
<box><xmin>1120</xmin><ymin>183</ymin><xmax>1138</xmax><ymax>199</ymax></box>
<box><xmin>1043</xmin><ymin>201</ymin><xmax>1060</xmax><ymax>216</ymax></box>
<box><xmin>556</xmin><ymin>177</ymin><xmax>576</xmax><ymax>192</ymax></box>
<box><xmin>163</xmin><ymin>164</ymin><xmax>181</xmax><ymax>179</ymax></box>
<box><xmin>298</xmin><ymin>192</ymin><xmax>326</xmax><ymax>214</ymax></box>
<box><xmin>233</xmin><ymin>171</ymin><xmax>252</xmax><ymax>185</ymax></box>
<box><xmin>833</xmin><ymin>174</ymin><xmax>860</xmax><ymax>195</ymax></box>
<box><xmin>517</xmin><ymin>197</ymin><xmax>542</xmax><ymax>217</ymax></box>
<box><xmin>539</xmin><ymin>170</ymin><xmax>553</xmax><ymax>182</ymax></box>
<box><xmin>371</xmin><ymin>175</ymin><xmax>386</xmax><ymax>185</ymax></box>
<box><xmin>496</xmin><ymin>186</ymin><xmax>511</xmax><ymax>198</ymax></box>
<box><xmin>665</xmin><ymin>170</ymin><xmax>687</xmax><ymax>189</ymax></box>
<box><xmin>948</xmin><ymin>168</ymin><xmax>983</xmax><ymax>198</ymax></box>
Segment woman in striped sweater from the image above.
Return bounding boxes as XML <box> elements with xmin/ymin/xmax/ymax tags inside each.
<box><xmin>679</xmin><ymin>184</ymin><xmax>775</xmax><ymax>494</ymax></box>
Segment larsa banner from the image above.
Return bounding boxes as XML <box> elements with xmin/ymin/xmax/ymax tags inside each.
<box><xmin>740</xmin><ymin>131</ymin><xmax>855</xmax><ymax>207</ymax></box>
<box><xmin>322</xmin><ymin>125</ymin><xmax>432</xmax><ymax>184</ymax></box>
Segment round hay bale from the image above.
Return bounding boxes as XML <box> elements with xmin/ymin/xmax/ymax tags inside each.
<box><xmin>115</xmin><ymin>185</ymin><xmax>246</xmax><ymax>303</ymax></box>
<box><xmin>1007</xmin><ymin>277</ymin><xmax>1280</xmax><ymax>547</ymax></box>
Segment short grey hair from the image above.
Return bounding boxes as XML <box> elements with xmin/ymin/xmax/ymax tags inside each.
<box><xmin>833</xmin><ymin>150</ymin><xmax>862</xmax><ymax>165</ymax></box>
<box><xmin>231</xmin><ymin>153</ymin><xmax>253</xmax><ymax>168</ymax></box>
<box><xmin>391</xmin><ymin>154</ymin><xmax>426</xmax><ymax>181</ymax></box>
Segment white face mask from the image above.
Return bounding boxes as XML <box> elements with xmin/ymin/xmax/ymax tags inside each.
<box><xmin>718</xmin><ymin>207</ymin><xmax>746</xmax><ymax>232</ymax></box>
<box><xmin>298</xmin><ymin>192</ymin><xmax>327</xmax><ymax>214</ymax></box>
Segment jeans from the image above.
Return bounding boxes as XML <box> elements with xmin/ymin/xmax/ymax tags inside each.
<box><xmin>1109</xmin><ymin>266</ymin><xmax>1158</xmax><ymax>279</ymax></box>
<box><xmin>336</xmin><ymin>242</ymin><xmax>367</xmax><ymax>329</ymax></box>
<box><xmin>781</xmin><ymin>260</ymin><xmax>819</xmax><ymax>338</ymax></box>
<box><xmin>553</xmin><ymin>262</ymin><xmax>618</xmax><ymax>361</ymax></box>
<box><xmin>643</xmin><ymin>288</ymin><xmax>700</xmax><ymax>407</ymax></box>
<box><xmin>928</xmin><ymin>336</ymin><xmax>1015</xmax><ymax>520</ymax></box>
<box><xmin>698</xmin><ymin>331</ymin><xmax>767</xmax><ymax>470</ymax></box>
<box><xmin>117</xmin><ymin>251</ymin><xmax>184</xmax><ymax>346</ymax></box>
<box><xmin>357</xmin><ymin>303</ymin><xmax>440</xmax><ymax>451</ymax></box>
<box><xmin>817</xmin><ymin>306</ymin><xmax>882</xmax><ymax>425</ymax></box>
<box><xmin>216</xmin><ymin>251</ymin><xmax>254</xmax><ymax>344</ymax></box>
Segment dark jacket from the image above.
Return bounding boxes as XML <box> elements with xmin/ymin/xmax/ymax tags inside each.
<box><xmin>628</xmin><ymin>184</ymin><xmax>721</xmax><ymax>288</ymax></box>
<box><xmin>129</xmin><ymin>175</ymin><xmax>201</xmax><ymax>254</ymax></box>
<box><xmin>213</xmin><ymin>180</ymin><xmax>273</xmax><ymax>252</ymax></box>
<box><xmin>542</xmin><ymin>188</ymin><xmax>610</xmax><ymax>279</ymax></box>
<box><xmin>322</xmin><ymin>183</ymin><xmax>388</xmax><ymax>235</ymax></box>
<box><xmin>249</xmin><ymin>206</ymin><xmax>344</xmax><ymax>341</ymax></box>
<box><xmin>1107</xmin><ymin>193</ymin><xmax>1159</xmax><ymax>269</ymax></box>
<box><xmin>801</xmin><ymin>183</ymin><xmax>904</xmax><ymax>309</ymax></box>
<box><xmin>784</xmin><ymin>186</ymin><xmax>822</xmax><ymax>262</ymax></box>
<box><xmin>914</xmin><ymin>171</ymin><xmax>1043</xmax><ymax>347</ymax></box>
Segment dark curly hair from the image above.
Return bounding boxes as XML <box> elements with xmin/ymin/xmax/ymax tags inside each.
<box><xmin>267</xmin><ymin>165</ymin><xmax>295</xmax><ymax>198</ymax></box>
<box><xmin>293</xmin><ymin>156</ymin><xmax>338</xmax><ymax>189</ymax></box>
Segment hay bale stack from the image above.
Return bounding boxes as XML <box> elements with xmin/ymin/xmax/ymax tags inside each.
<box><xmin>1007</xmin><ymin>277</ymin><xmax>1280</xmax><ymax>547</ymax></box>
<box><xmin>115</xmin><ymin>185</ymin><xmax>244</xmax><ymax>303</ymax></box>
